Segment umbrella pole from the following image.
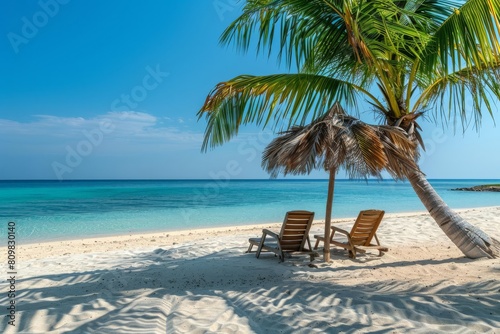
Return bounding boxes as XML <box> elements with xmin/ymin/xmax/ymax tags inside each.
<box><xmin>324</xmin><ymin>167</ymin><xmax>336</xmax><ymax>262</ymax></box>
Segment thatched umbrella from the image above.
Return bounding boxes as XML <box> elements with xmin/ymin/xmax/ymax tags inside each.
<box><xmin>262</xmin><ymin>103</ymin><xmax>419</xmax><ymax>262</ymax></box>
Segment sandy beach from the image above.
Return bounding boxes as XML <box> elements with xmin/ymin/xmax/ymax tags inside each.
<box><xmin>2</xmin><ymin>206</ymin><xmax>499</xmax><ymax>333</ymax></box>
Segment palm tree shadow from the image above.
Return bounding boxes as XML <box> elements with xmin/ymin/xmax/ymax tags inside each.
<box><xmin>312</xmin><ymin>250</ymin><xmax>477</xmax><ymax>273</ymax></box>
<box><xmin>2</xmin><ymin>246</ymin><xmax>498</xmax><ymax>333</ymax></box>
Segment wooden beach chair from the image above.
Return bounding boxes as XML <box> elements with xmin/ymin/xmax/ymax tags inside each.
<box><xmin>247</xmin><ymin>210</ymin><xmax>317</xmax><ymax>262</ymax></box>
<box><xmin>313</xmin><ymin>210</ymin><xmax>388</xmax><ymax>259</ymax></box>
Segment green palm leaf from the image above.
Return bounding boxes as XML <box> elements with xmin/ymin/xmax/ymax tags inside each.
<box><xmin>415</xmin><ymin>60</ymin><xmax>500</xmax><ymax>127</ymax></box>
<box><xmin>420</xmin><ymin>0</ymin><xmax>500</xmax><ymax>75</ymax></box>
<box><xmin>198</xmin><ymin>73</ymin><xmax>382</xmax><ymax>150</ymax></box>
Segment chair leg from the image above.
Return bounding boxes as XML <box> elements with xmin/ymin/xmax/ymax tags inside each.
<box><xmin>256</xmin><ymin>245</ymin><xmax>262</xmax><ymax>258</ymax></box>
<box><xmin>256</xmin><ymin>237</ymin><xmax>265</xmax><ymax>258</ymax></box>
<box><xmin>314</xmin><ymin>238</ymin><xmax>320</xmax><ymax>250</ymax></box>
<box><xmin>306</xmin><ymin>237</ymin><xmax>313</xmax><ymax>251</ymax></box>
<box><xmin>373</xmin><ymin>234</ymin><xmax>387</xmax><ymax>256</ymax></box>
<box><xmin>246</xmin><ymin>242</ymin><xmax>254</xmax><ymax>253</ymax></box>
<box><xmin>348</xmin><ymin>250</ymin><xmax>356</xmax><ymax>259</ymax></box>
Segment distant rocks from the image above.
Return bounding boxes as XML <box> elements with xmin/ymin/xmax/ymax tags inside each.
<box><xmin>452</xmin><ymin>185</ymin><xmax>500</xmax><ymax>192</ymax></box>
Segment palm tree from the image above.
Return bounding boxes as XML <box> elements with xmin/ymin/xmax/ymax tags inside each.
<box><xmin>262</xmin><ymin>103</ymin><xmax>418</xmax><ymax>261</ymax></box>
<box><xmin>198</xmin><ymin>0</ymin><xmax>500</xmax><ymax>258</ymax></box>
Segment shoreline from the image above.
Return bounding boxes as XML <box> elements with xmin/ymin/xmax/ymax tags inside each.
<box><xmin>18</xmin><ymin>206</ymin><xmax>500</xmax><ymax>261</ymax></box>
<box><xmin>5</xmin><ymin>178</ymin><xmax>500</xmax><ymax>245</ymax></box>
<box><xmin>19</xmin><ymin>205</ymin><xmax>499</xmax><ymax>245</ymax></box>
<box><xmin>7</xmin><ymin>205</ymin><xmax>500</xmax><ymax>333</ymax></box>
<box><xmin>4</xmin><ymin>206</ymin><xmax>500</xmax><ymax>334</ymax></box>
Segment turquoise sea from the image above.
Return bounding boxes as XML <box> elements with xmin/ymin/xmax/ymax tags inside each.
<box><xmin>0</xmin><ymin>179</ymin><xmax>499</xmax><ymax>243</ymax></box>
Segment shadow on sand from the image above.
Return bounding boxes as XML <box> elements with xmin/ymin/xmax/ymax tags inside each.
<box><xmin>2</xmin><ymin>245</ymin><xmax>499</xmax><ymax>333</ymax></box>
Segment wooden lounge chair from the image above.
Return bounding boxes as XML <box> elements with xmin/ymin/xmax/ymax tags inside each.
<box><xmin>247</xmin><ymin>210</ymin><xmax>316</xmax><ymax>262</ymax></box>
<box><xmin>313</xmin><ymin>210</ymin><xmax>388</xmax><ymax>259</ymax></box>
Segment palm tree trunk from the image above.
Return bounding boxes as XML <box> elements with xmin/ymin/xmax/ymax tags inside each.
<box><xmin>407</xmin><ymin>169</ymin><xmax>498</xmax><ymax>259</ymax></box>
<box><xmin>324</xmin><ymin>167</ymin><xmax>336</xmax><ymax>262</ymax></box>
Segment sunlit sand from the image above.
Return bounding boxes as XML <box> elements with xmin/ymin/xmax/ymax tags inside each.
<box><xmin>4</xmin><ymin>207</ymin><xmax>499</xmax><ymax>333</ymax></box>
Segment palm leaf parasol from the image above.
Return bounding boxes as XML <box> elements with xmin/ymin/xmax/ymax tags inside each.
<box><xmin>262</xmin><ymin>103</ymin><xmax>419</xmax><ymax>262</ymax></box>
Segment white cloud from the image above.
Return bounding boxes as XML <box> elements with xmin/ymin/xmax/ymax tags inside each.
<box><xmin>0</xmin><ymin>111</ymin><xmax>203</xmax><ymax>146</ymax></box>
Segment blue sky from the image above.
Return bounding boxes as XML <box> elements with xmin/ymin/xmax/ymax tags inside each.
<box><xmin>1</xmin><ymin>1</ymin><xmax>499</xmax><ymax>180</ymax></box>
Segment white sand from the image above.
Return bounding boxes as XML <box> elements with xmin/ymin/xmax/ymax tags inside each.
<box><xmin>2</xmin><ymin>207</ymin><xmax>499</xmax><ymax>333</ymax></box>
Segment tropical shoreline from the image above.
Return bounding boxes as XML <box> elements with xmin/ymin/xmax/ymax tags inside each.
<box><xmin>3</xmin><ymin>179</ymin><xmax>500</xmax><ymax>244</ymax></box>
<box><xmin>15</xmin><ymin>205</ymin><xmax>499</xmax><ymax>248</ymax></box>
<box><xmin>5</xmin><ymin>206</ymin><xmax>499</xmax><ymax>333</ymax></box>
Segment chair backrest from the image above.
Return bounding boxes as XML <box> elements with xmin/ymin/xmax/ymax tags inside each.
<box><xmin>279</xmin><ymin>210</ymin><xmax>315</xmax><ymax>252</ymax></box>
<box><xmin>349</xmin><ymin>210</ymin><xmax>385</xmax><ymax>246</ymax></box>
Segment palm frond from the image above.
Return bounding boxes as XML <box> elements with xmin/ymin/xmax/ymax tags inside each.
<box><xmin>221</xmin><ymin>1</ymin><xmax>431</xmax><ymax>73</ymax></box>
<box><xmin>262</xmin><ymin>103</ymin><xmax>419</xmax><ymax>180</ymax></box>
<box><xmin>414</xmin><ymin>60</ymin><xmax>500</xmax><ymax>128</ymax></box>
<box><xmin>202</xmin><ymin>0</ymin><xmax>500</xmax><ymax>154</ymax></box>
<box><xmin>420</xmin><ymin>0</ymin><xmax>500</xmax><ymax>75</ymax></box>
<box><xmin>198</xmin><ymin>74</ymin><xmax>365</xmax><ymax>150</ymax></box>
<box><xmin>220</xmin><ymin>0</ymin><xmax>347</xmax><ymax>70</ymax></box>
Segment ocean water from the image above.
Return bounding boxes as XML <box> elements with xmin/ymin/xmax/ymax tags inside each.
<box><xmin>0</xmin><ymin>179</ymin><xmax>499</xmax><ymax>243</ymax></box>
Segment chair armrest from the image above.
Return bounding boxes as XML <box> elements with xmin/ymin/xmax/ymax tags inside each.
<box><xmin>262</xmin><ymin>229</ymin><xmax>280</xmax><ymax>241</ymax></box>
<box><xmin>331</xmin><ymin>226</ymin><xmax>350</xmax><ymax>237</ymax></box>
<box><xmin>331</xmin><ymin>225</ymin><xmax>352</xmax><ymax>244</ymax></box>
<box><xmin>259</xmin><ymin>229</ymin><xmax>283</xmax><ymax>260</ymax></box>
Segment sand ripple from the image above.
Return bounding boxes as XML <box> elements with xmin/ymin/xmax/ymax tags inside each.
<box><xmin>1</xmin><ymin>207</ymin><xmax>499</xmax><ymax>333</ymax></box>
